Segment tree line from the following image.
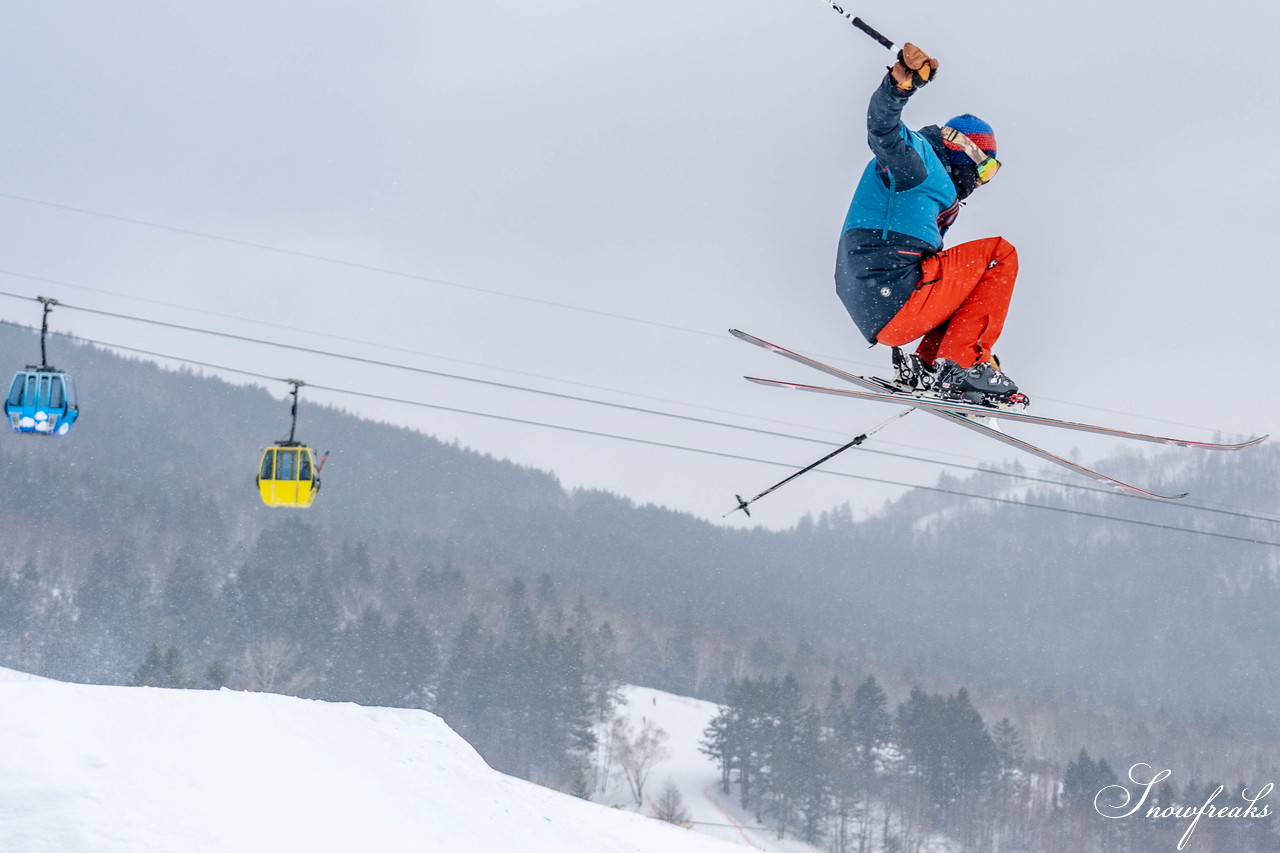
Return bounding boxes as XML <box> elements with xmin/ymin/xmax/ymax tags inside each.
<box><xmin>1</xmin><ymin>519</ymin><xmax>623</xmax><ymax>790</ymax></box>
<box><xmin>701</xmin><ymin>675</ymin><xmax>1279</xmax><ymax>853</ymax></box>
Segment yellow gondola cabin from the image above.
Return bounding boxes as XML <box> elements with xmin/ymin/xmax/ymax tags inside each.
<box><xmin>256</xmin><ymin>443</ymin><xmax>320</xmax><ymax>508</ymax></box>
<box><xmin>256</xmin><ymin>380</ymin><xmax>326</xmax><ymax>508</ymax></box>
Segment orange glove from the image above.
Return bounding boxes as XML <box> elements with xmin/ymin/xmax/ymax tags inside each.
<box><xmin>890</xmin><ymin>43</ymin><xmax>939</xmax><ymax>91</ymax></box>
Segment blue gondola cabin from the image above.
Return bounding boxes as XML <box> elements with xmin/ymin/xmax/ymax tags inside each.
<box><xmin>5</xmin><ymin>370</ymin><xmax>78</xmax><ymax>436</ymax></box>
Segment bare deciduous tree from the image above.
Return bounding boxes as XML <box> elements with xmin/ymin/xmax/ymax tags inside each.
<box><xmin>611</xmin><ymin>716</ymin><xmax>670</xmax><ymax>806</ymax></box>
<box><xmin>236</xmin><ymin>637</ymin><xmax>315</xmax><ymax>694</ymax></box>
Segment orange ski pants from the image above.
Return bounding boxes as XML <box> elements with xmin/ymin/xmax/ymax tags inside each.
<box><xmin>875</xmin><ymin>236</ymin><xmax>1018</xmax><ymax>368</ymax></box>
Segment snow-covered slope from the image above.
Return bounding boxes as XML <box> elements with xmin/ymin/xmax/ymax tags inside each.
<box><xmin>0</xmin><ymin>669</ymin><xmax>740</xmax><ymax>853</ymax></box>
<box><xmin>603</xmin><ymin>685</ymin><xmax>824</xmax><ymax>853</ymax></box>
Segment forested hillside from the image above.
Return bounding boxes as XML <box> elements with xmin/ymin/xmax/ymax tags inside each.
<box><xmin>0</xmin><ymin>323</ymin><xmax>1277</xmax><ymax>793</ymax></box>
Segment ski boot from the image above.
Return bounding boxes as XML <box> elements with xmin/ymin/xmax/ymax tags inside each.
<box><xmin>890</xmin><ymin>347</ymin><xmax>938</xmax><ymax>392</ymax></box>
<box><xmin>933</xmin><ymin>357</ymin><xmax>1029</xmax><ymax>410</ymax></box>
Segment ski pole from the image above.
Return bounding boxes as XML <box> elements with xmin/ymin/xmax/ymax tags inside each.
<box><xmin>726</xmin><ymin>408</ymin><xmax>912</xmax><ymax>517</ymax></box>
<box><xmin>817</xmin><ymin>2</ymin><xmax>896</xmax><ymax>52</ymax></box>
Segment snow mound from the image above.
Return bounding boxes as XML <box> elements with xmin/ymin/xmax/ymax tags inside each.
<box><xmin>0</xmin><ymin>669</ymin><xmax>739</xmax><ymax>853</ymax></box>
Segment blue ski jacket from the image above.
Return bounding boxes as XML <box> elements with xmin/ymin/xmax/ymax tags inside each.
<box><xmin>835</xmin><ymin>74</ymin><xmax>961</xmax><ymax>344</ymax></box>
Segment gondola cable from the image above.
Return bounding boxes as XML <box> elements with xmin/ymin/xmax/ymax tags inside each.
<box><xmin>2</xmin><ymin>289</ymin><xmax>1273</xmax><ymax>524</ymax></box>
<box><xmin>2</xmin><ymin>310</ymin><xmax>1278</xmax><ymax>528</ymax></box>
<box><xmin>23</xmin><ymin>325</ymin><xmax>1279</xmax><ymax>546</ymax></box>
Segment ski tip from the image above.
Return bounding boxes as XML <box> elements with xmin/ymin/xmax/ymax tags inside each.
<box><xmin>1103</xmin><ymin>480</ymin><xmax>1190</xmax><ymax>501</ymax></box>
<box><xmin>744</xmin><ymin>375</ymin><xmax>796</xmax><ymax>387</ymax></box>
<box><xmin>1175</xmin><ymin>434</ymin><xmax>1268</xmax><ymax>451</ymax></box>
<box><xmin>728</xmin><ymin>328</ymin><xmax>768</xmax><ymax>346</ymax></box>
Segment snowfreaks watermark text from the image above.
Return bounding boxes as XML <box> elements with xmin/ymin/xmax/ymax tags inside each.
<box><xmin>1094</xmin><ymin>763</ymin><xmax>1273</xmax><ymax>850</ymax></box>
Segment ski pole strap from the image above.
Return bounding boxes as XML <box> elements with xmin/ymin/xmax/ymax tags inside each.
<box><xmin>820</xmin><ymin>2</ymin><xmax>896</xmax><ymax>51</ymax></box>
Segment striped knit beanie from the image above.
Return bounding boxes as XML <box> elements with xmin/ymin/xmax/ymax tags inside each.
<box><xmin>942</xmin><ymin>114</ymin><xmax>997</xmax><ymax>166</ymax></box>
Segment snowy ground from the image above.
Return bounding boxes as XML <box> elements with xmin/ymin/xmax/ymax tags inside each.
<box><xmin>599</xmin><ymin>685</ymin><xmax>825</xmax><ymax>853</ymax></box>
<box><xmin>0</xmin><ymin>668</ymin><xmax>742</xmax><ymax>853</ymax></box>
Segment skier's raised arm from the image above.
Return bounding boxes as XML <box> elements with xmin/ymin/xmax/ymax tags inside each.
<box><xmin>865</xmin><ymin>43</ymin><xmax>938</xmax><ymax>190</ymax></box>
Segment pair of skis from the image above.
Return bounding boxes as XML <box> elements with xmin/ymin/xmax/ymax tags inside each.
<box><xmin>728</xmin><ymin>329</ymin><xmax>1268</xmax><ymax>515</ymax></box>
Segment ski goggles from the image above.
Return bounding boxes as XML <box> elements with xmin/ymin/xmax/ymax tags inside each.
<box><xmin>941</xmin><ymin>126</ymin><xmax>1001</xmax><ymax>184</ymax></box>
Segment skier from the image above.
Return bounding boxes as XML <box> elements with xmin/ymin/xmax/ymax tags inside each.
<box><xmin>834</xmin><ymin>43</ymin><xmax>1021</xmax><ymax>403</ymax></box>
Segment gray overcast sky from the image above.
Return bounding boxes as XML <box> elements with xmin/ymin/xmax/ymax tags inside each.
<box><xmin>0</xmin><ymin>1</ymin><xmax>1275</xmax><ymax>528</ymax></box>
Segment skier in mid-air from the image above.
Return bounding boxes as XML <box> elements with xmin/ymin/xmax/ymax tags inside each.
<box><xmin>724</xmin><ymin>30</ymin><xmax>1268</xmax><ymax>516</ymax></box>
<box><xmin>835</xmin><ymin>42</ymin><xmax>1021</xmax><ymax>404</ymax></box>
